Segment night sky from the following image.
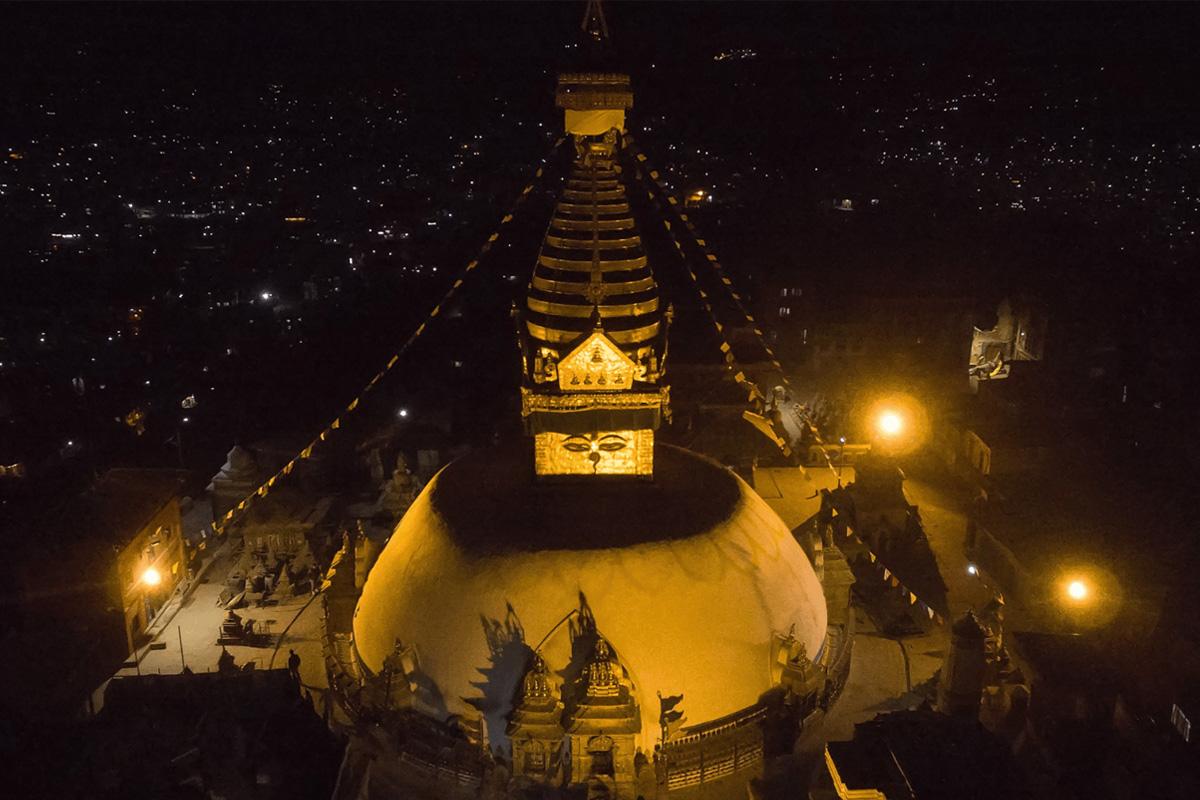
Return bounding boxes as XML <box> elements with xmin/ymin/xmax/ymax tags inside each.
<box><xmin>8</xmin><ymin>3</ymin><xmax>1198</xmax><ymax>98</ymax></box>
<box><xmin>4</xmin><ymin>1</ymin><xmax>1199</xmax><ymax>494</ymax></box>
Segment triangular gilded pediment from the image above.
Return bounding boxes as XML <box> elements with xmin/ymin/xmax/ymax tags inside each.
<box><xmin>558</xmin><ymin>330</ymin><xmax>636</xmax><ymax>392</ymax></box>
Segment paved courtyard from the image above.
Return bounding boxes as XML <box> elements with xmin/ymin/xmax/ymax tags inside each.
<box><xmin>95</xmin><ymin>538</ymin><xmax>331</xmax><ymax>716</ymax></box>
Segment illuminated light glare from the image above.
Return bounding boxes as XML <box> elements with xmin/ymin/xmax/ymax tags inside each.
<box><xmin>141</xmin><ymin>567</ymin><xmax>162</xmax><ymax>587</ymax></box>
<box><xmin>878</xmin><ymin>411</ymin><xmax>903</xmax><ymax>436</ymax></box>
<box><xmin>397</xmin><ymin>408</ymin><xmax>409</xmax><ymax>419</ymax></box>
<box><xmin>1066</xmin><ymin>579</ymin><xmax>1088</xmax><ymax>601</ymax></box>
<box><xmin>967</xmin><ymin>563</ymin><xmax>978</xmax><ymax>576</ymax></box>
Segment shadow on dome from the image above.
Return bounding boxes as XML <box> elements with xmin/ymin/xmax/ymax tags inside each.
<box><xmin>429</xmin><ymin>442</ymin><xmax>742</xmax><ymax>554</ymax></box>
<box><xmin>465</xmin><ymin>602</ymin><xmax>533</xmax><ymax>746</ymax></box>
<box><xmin>557</xmin><ymin>592</ymin><xmax>601</xmax><ymax>715</ymax></box>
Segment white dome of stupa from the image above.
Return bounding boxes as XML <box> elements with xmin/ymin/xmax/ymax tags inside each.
<box><xmin>352</xmin><ymin>442</ymin><xmax>826</xmax><ymax>753</ymax></box>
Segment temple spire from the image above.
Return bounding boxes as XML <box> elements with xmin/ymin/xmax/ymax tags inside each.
<box><xmin>517</xmin><ymin>22</ymin><xmax>668</xmax><ymax>478</ymax></box>
<box><xmin>582</xmin><ymin>0</ymin><xmax>610</xmax><ymax>43</ymax></box>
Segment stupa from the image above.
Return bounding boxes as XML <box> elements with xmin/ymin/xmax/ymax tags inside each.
<box><xmin>347</xmin><ymin>4</ymin><xmax>833</xmax><ymax>796</ymax></box>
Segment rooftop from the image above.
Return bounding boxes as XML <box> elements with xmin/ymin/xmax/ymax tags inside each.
<box><xmin>48</xmin><ymin>468</ymin><xmax>187</xmax><ymax>549</ymax></box>
<box><xmin>827</xmin><ymin>707</ymin><xmax>1026</xmax><ymax>800</ymax></box>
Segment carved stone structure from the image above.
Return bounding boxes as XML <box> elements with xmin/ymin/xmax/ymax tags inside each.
<box><xmin>565</xmin><ymin>639</ymin><xmax>640</xmax><ymax>794</ymax></box>
<box><xmin>206</xmin><ymin>445</ymin><xmax>260</xmax><ymax>522</ymax></box>
<box><xmin>377</xmin><ymin>454</ymin><xmax>421</xmax><ymax>520</ymax></box>
<box><xmin>939</xmin><ymin>611</ymin><xmax>988</xmax><ymax>720</ymax></box>
<box><xmin>509</xmin><ymin>654</ymin><xmax>565</xmax><ymax>784</ymax></box>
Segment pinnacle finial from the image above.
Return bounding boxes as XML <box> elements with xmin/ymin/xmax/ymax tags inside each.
<box><xmin>582</xmin><ymin>0</ymin><xmax>609</xmax><ymax>43</ymax></box>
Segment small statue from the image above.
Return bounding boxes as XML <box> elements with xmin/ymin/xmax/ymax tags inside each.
<box><xmin>222</xmin><ymin>609</ymin><xmax>243</xmax><ymax>639</ymax></box>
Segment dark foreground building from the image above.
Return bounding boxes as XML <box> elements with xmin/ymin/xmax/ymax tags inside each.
<box><xmin>813</xmin><ymin>707</ymin><xmax>1027</xmax><ymax>800</ymax></box>
<box><xmin>67</xmin><ymin>669</ymin><xmax>342</xmax><ymax>799</ymax></box>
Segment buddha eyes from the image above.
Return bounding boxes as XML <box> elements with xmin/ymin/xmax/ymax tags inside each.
<box><xmin>561</xmin><ymin>434</ymin><xmax>628</xmax><ymax>453</ymax></box>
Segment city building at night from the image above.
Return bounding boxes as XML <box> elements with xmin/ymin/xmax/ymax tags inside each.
<box><xmin>54</xmin><ymin>468</ymin><xmax>189</xmax><ymax>654</ymax></box>
<box><xmin>1</xmin><ymin>468</ymin><xmax>188</xmax><ymax>720</ymax></box>
<box><xmin>968</xmin><ymin>297</ymin><xmax>1046</xmax><ymax>384</ymax></box>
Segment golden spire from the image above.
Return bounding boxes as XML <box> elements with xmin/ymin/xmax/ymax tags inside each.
<box><xmin>519</xmin><ymin>41</ymin><xmax>669</xmax><ymax>478</ymax></box>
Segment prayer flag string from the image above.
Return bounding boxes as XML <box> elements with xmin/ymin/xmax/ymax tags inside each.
<box><xmin>841</xmin><ymin>523</ymin><xmax>945</xmax><ymax>625</ymax></box>
<box><xmin>629</xmin><ymin>157</ymin><xmax>787</xmax><ymax>455</ymax></box>
<box><xmin>212</xmin><ymin>137</ymin><xmax>565</xmax><ymax>535</ymax></box>
<box><xmin>630</xmin><ymin>141</ymin><xmax>847</xmax><ymax>480</ymax></box>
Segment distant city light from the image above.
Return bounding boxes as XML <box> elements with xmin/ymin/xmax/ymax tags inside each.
<box><xmin>141</xmin><ymin>567</ymin><xmax>162</xmax><ymax>587</ymax></box>
<box><xmin>260</xmin><ymin>291</ymin><xmax>273</xmax><ymax>301</ymax></box>
<box><xmin>397</xmin><ymin>408</ymin><xmax>409</xmax><ymax>419</ymax></box>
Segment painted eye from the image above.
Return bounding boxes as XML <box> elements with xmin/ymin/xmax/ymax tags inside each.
<box><xmin>562</xmin><ymin>442</ymin><xmax>591</xmax><ymax>452</ymax></box>
<box><xmin>597</xmin><ymin>435</ymin><xmax>628</xmax><ymax>452</ymax></box>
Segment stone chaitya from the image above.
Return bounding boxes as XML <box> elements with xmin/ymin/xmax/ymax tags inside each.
<box><xmin>508</xmin><ymin>654</ymin><xmax>565</xmax><ymax>784</ymax></box>
<box><xmin>507</xmin><ymin>638</ymin><xmax>641</xmax><ymax>795</ymax></box>
<box><xmin>564</xmin><ymin>638</ymin><xmax>640</xmax><ymax>794</ymax></box>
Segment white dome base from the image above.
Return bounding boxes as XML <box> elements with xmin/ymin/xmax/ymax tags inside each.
<box><xmin>353</xmin><ymin>443</ymin><xmax>826</xmax><ymax>753</ymax></box>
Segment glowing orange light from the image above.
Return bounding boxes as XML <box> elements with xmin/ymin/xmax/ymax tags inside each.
<box><xmin>1066</xmin><ymin>579</ymin><xmax>1088</xmax><ymax>601</ymax></box>
<box><xmin>141</xmin><ymin>567</ymin><xmax>162</xmax><ymax>587</ymax></box>
<box><xmin>877</xmin><ymin>411</ymin><xmax>903</xmax><ymax>436</ymax></box>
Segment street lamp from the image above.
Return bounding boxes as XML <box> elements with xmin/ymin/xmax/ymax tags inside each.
<box><xmin>1066</xmin><ymin>579</ymin><xmax>1088</xmax><ymax>602</ymax></box>
<box><xmin>877</xmin><ymin>410</ymin><xmax>903</xmax><ymax>437</ymax></box>
<box><xmin>1049</xmin><ymin>567</ymin><xmax>1120</xmax><ymax>630</ymax></box>
<box><xmin>862</xmin><ymin>394</ymin><xmax>928</xmax><ymax>455</ymax></box>
<box><xmin>837</xmin><ymin>436</ymin><xmax>846</xmax><ymax>485</ymax></box>
<box><xmin>141</xmin><ymin>566</ymin><xmax>162</xmax><ymax>587</ymax></box>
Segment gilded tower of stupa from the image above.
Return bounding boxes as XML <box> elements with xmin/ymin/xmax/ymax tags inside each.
<box><xmin>519</xmin><ymin>27</ymin><xmax>669</xmax><ymax>478</ymax></box>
